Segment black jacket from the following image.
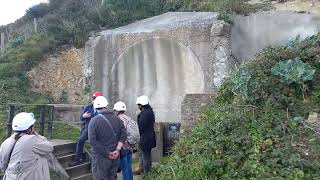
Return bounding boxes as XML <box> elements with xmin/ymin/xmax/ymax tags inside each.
<box><xmin>137</xmin><ymin>107</ymin><xmax>156</xmax><ymax>150</ymax></box>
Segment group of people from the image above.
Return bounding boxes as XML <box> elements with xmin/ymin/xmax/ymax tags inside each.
<box><xmin>78</xmin><ymin>92</ymin><xmax>157</xmax><ymax>180</ymax></box>
<box><xmin>0</xmin><ymin>91</ymin><xmax>157</xmax><ymax>180</ymax></box>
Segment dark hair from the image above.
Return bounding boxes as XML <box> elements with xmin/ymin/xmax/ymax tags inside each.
<box><xmin>14</xmin><ymin>125</ymin><xmax>34</xmax><ymax>140</ymax></box>
<box><xmin>116</xmin><ymin>111</ymin><xmax>125</xmax><ymax>116</ymax></box>
<box><xmin>140</xmin><ymin>104</ymin><xmax>152</xmax><ymax>110</ymax></box>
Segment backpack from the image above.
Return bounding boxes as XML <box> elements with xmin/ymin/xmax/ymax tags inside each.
<box><xmin>125</xmin><ymin>116</ymin><xmax>140</xmax><ymax>145</ymax></box>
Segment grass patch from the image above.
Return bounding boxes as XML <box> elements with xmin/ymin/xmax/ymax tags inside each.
<box><xmin>50</xmin><ymin>121</ymin><xmax>79</xmax><ymax>141</ymax></box>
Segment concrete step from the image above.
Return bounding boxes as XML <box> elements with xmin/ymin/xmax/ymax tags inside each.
<box><xmin>71</xmin><ymin>173</ymin><xmax>92</xmax><ymax>180</ymax></box>
<box><xmin>58</xmin><ymin>153</ymin><xmax>90</xmax><ymax>169</ymax></box>
<box><xmin>53</xmin><ymin>142</ymin><xmax>76</xmax><ymax>157</ymax></box>
<box><xmin>57</xmin><ymin>153</ymin><xmax>76</xmax><ymax>168</ymax></box>
<box><xmin>65</xmin><ymin>162</ymin><xmax>91</xmax><ymax>178</ymax></box>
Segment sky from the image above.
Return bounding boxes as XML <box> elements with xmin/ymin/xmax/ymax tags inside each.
<box><xmin>0</xmin><ymin>0</ymin><xmax>48</xmax><ymax>26</ymax></box>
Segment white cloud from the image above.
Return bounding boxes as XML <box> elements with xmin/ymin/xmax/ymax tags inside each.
<box><xmin>0</xmin><ymin>0</ymin><xmax>48</xmax><ymax>26</ymax></box>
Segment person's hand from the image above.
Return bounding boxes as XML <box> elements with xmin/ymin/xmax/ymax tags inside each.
<box><xmin>83</xmin><ymin>112</ymin><xmax>92</xmax><ymax>118</ymax></box>
<box><xmin>108</xmin><ymin>150</ymin><xmax>120</xmax><ymax>159</ymax></box>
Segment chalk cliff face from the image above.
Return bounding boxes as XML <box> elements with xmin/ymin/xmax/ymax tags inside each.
<box><xmin>231</xmin><ymin>11</ymin><xmax>320</xmax><ymax>61</ymax></box>
<box><xmin>28</xmin><ymin>48</ymin><xmax>87</xmax><ymax>104</ymax></box>
<box><xmin>85</xmin><ymin>12</ymin><xmax>232</xmax><ymax>122</ymax></box>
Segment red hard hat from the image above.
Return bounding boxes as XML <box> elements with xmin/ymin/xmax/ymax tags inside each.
<box><xmin>92</xmin><ymin>91</ymin><xmax>103</xmax><ymax>98</ymax></box>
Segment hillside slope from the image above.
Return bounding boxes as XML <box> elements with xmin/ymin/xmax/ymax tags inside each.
<box><xmin>145</xmin><ymin>34</ymin><xmax>320</xmax><ymax>179</ymax></box>
<box><xmin>0</xmin><ymin>0</ymin><xmax>259</xmax><ymax>105</ymax></box>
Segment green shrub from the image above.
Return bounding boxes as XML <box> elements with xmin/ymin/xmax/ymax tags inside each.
<box><xmin>59</xmin><ymin>90</ymin><xmax>69</xmax><ymax>104</ymax></box>
<box><xmin>145</xmin><ymin>33</ymin><xmax>320</xmax><ymax>179</ymax></box>
<box><xmin>230</xmin><ymin>65</ymin><xmax>256</xmax><ymax>100</ymax></box>
<box><xmin>271</xmin><ymin>58</ymin><xmax>315</xmax><ymax>85</ymax></box>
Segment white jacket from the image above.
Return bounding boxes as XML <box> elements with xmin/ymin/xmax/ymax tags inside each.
<box><xmin>0</xmin><ymin>133</ymin><xmax>53</xmax><ymax>180</ymax></box>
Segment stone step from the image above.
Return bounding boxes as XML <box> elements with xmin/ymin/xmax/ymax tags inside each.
<box><xmin>65</xmin><ymin>162</ymin><xmax>91</xmax><ymax>178</ymax></box>
<box><xmin>71</xmin><ymin>173</ymin><xmax>92</xmax><ymax>180</ymax></box>
<box><xmin>57</xmin><ymin>153</ymin><xmax>76</xmax><ymax>168</ymax></box>
<box><xmin>53</xmin><ymin>142</ymin><xmax>77</xmax><ymax>157</ymax></box>
<box><xmin>58</xmin><ymin>153</ymin><xmax>91</xmax><ymax>169</ymax></box>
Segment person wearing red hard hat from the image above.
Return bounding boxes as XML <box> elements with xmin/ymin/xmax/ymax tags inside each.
<box><xmin>69</xmin><ymin>91</ymin><xmax>103</xmax><ymax>166</ymax></box>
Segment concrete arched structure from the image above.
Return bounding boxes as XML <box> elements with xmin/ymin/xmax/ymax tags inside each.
<box><xmin>84</xmin><ymin>12</ymin><xmax>232</xmax><ymax>123</ymax></box>
<box><xmin>110</xmin><ymin>38</ymin><xmax>205</xmax><ymax>122</ymax></box>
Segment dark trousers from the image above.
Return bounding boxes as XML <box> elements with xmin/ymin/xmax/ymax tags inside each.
<box><xmin>140</xmin><ymin>148</ymin><xmax>152</xmax><ymax>173</ymax></box>
<box><xmin>92</xmin><ymin>154</ymin><xmax>120</xmax><ymax>180</ymax></box>
<box><xmin>75</xmin><ymin>126</ymin><xmax>88</xmax><ymax>161</ymax></box>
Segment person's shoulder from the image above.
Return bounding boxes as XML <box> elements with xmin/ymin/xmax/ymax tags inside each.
<box><xmin>141</xmin><ymin>109</ymin><xmax>154</xmax><ymax>115</ymax></box>
<box><xmin>84</xmin><ymin>103</ymin><xmax>93</xmax><ymax>109</ymax></box>
<box><xmin>91</xmin><ymin>114</ymin><xmax>102</xmax><ymax>122</ymax></box>
<box><xmin>1</xmin><ymin>136</ymin><xmax>15</xmax><ymax>146</ymax></box>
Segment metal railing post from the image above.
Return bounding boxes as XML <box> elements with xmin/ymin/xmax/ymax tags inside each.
<box><xmin>39</xmin><ymin>105</ymin><xmax>45</xmax><ymax>136</ymax></box>
<box><xmin>6</xmin><ymin>104</ymin><xmax>16</xmax><ymax>138</ymax></box>
<box><xmin>47</xmin><ymin>105</ymin><xmax>54</xmax><ymax>139</ymax></box>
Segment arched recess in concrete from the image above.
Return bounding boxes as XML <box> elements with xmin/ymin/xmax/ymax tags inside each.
<box><xmin>110</xmin><ymin>38</ymin><xmax>205</xmax><ymax>122</ymax></box>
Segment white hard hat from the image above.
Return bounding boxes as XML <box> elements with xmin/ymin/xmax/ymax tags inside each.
<box><xmin>12</xmin><ymin>112</ymin><xmax>36</xmax><ymax>131</ymax></box>
<box><xmin>136</xmin><ymin>95</ymin><xmax>149</xmax><ymax>105</ymax></box>
<box><xmin>94</xmin><ymin>96</ymin><xmax>108</xmax><ymax>109</ymax></box>
<box><xmin>113</xmin><ymin>101</ymin><xmax>126</xmax><ymax>111</ymax></box>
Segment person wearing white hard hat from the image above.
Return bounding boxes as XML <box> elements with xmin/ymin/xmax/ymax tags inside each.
<box><xmin>88</xmin><ymin>96</ymin><xmax>126</xmax><ymax>180</ymax></box>
<box><xmin>0</xmin><ymin>112</ymin><xmax>53</xmax><ymax>180</ymax></box>
<box><xmin>136</xmin><ymin>95</ymin><xmax>156</xmax><ymax>174</ymax></box>
<box><xmin>114</xmin><ymin>101</ymin><xmax>139</xmax><ymax>180</ymax></box>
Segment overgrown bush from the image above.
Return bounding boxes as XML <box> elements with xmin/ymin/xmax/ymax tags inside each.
<box><xmin>0</xmin><ymin>33</ymin><xmax>55</xmax><ymax>104</ymax></box>
<box><xmin>145</xmin><ymin>33</ymin><xmax>320</xmax><ymax>179</ymax></box>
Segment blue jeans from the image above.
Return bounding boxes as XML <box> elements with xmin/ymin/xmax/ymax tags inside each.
<box><xmin>120</xmin><ymin>150</ymin><xmax>133</xmax><ymax>180</ymax></box>
<box><xmin>75</xmin><ymin>126</ymin><xmax>88</xmax><ymax>161</ymax></box>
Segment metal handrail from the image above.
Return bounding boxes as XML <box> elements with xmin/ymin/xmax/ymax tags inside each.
<box><xmin>6</xmin><ymin>103</ymin><xmax>55</xmax><ymax>139</ymax></box>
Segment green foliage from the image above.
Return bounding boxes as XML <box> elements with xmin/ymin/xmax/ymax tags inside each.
<box><xmin>145</xmin><ymin>33</ymin><xmax>320</xmax><ymax>179</ymax></box>
<box><xmin>230</xmin><ymin>65</ymin><xmax>256</xmax><ymax>100</ymax></box>
<box><xmin>27</xmin><ymin>3</ymin><xmax>49</xmax><ymax>18</ymax></box>
<box><xmin>59</xmin><ymin>91</ymin><xmax>69</xmax><ymax>104</ymax></box>
<box><xmin>271</xmin><ymin>58</ymin><xmax>316</xmax><ymax>85</ymax></box>
<box><xmin>0</xmin><ymin>33</ymin><xmax>55</xmax><ymax>104</ymax></box>
<box><xmin>2</xmin><ymin>0</ymin><xmax>262</xmax><ymax>49</ymax></box>
<box><xmin>8</xmin><ymin>37</ymin><xmax>24</xmax><ymax>48</ymax></box>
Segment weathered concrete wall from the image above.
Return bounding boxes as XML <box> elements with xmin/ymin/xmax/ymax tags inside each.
<box><xmin>85</xmin><ymin>12</ymin><xmax>232</xmax><ymax>123</ymax></box>
<box><xmin>231</xmin><ymin>11</ymin><xmax>320</xmax><ymax>61</ymax></box>
<box><xmin>53</xmin><ymin>104</ymin><xmax>84</xmax><ymax>128</ymax></box>
<box><xmin>181</xmin><ymin>94</ymin><xmax>214</xmax><ymax>132</ymax></box>
<box><xmin>28</xmin><ymin>48</ymin><xmax>89</xmax><ymax>104</ymax></box>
